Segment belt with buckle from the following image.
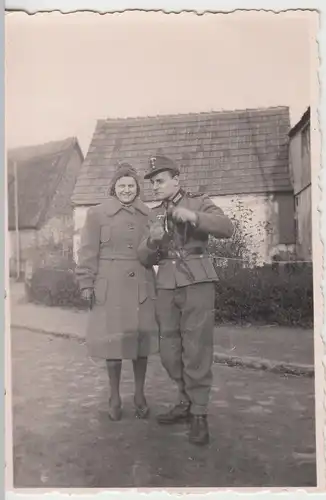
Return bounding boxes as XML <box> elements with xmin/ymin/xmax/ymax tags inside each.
<box><xmin>162</xmin><ymin>247</ymin><xmax>205</xmax><ymax>259</ymax></box>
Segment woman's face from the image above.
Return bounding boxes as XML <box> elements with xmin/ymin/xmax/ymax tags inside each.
<box><xmin>114</xmin><ymin>176</ymin><xmax>138</xmax><ymax>204</ymax></box>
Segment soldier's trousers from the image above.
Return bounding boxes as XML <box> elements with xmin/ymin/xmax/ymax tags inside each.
<box><xmin>156</xmin><ymin>282</ymin><xmax>215</xmax><ymax>415</ymax></box>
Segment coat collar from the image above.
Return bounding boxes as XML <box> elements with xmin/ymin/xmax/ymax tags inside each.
<box><xmin>102</xmin><ymin>196</ymin><xmax>149</xmax><ymax>217</ymax></box>
<box><xmin>133</xmin><ymin>198</ymin><xmax>150</xmax><ymax>215</ymax></box>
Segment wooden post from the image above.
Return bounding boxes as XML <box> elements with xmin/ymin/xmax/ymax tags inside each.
<box><xmin>13</xmin><ymin>160</ymin><xmax>20</xmax><ymax>280</ymax></box>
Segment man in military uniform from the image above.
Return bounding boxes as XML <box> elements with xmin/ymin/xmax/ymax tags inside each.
<box><xmin>138</xmin><ymin>154</ymin><xmax>233</xmax><ymax>445</ymax></box>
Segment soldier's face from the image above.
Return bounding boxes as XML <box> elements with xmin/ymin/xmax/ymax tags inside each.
<box><xmin>150</xmin><ymin>171</ymin><xmax>179</xmax><ymax>201</ymax></box>
<box><xmin>115</xmin><ymin>176</ymin><xmax>138</xmax><ymax>204</ymax></box>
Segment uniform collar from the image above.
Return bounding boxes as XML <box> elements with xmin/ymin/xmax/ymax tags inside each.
<box><xmin>103</xmin><ymin>196</ymin><xmax>149</xmax><ymax>217</ymax></box>
<box><xmin>166</xmin><ymin>188</ymin><xmax>185</xmax><ymax>207</ymax></box>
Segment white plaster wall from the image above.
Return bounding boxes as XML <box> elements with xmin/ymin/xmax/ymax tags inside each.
<box><xmin>9</xmin><ymin>228</ymin><xmax>36</xmax><ymax>274</ymax></box>
<box><xmin>39</xmin><ymin>215</ymin><xmax>73</xmax><ymax>250</ymax></box>
<box><xmin>10</xmin><ymin>228</ymin><xmax>36</xmax><ymax>258</ymax></box>
<box><xmin>211</xmin><ymin>194</ymin><xmax>269</xmax><ymax>263</ymax></box>
<box><xmin>210</xmin><ymin>194</ymin><xmax>289</xmax><ymax>264</ymax></box>
<box><xmin>73</xmin><ymin>206</ymin><xmax>88</xmax><ymax>264</ymax></box>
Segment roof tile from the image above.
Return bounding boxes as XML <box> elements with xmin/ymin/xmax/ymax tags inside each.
<box><xmin>8</xmin><ymin>138</ymin><xmax>83</xmax><ymax>229</ymax></box>
<box><xmin>72</xmin><ymin>107</ymin><xmax>292</xmax><ymax>205</ymax></box>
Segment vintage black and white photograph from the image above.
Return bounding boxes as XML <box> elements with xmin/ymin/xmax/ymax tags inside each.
<box><xmin>5</xmin><ymin>9</ymin><xmax>321</xmax><ymax>490</ymax></box>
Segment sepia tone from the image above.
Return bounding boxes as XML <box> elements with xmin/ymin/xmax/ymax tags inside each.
<box><xmin>5</xmin><ymin>10</ymin><xmax>322</xmax><ymax>491</ymax></box>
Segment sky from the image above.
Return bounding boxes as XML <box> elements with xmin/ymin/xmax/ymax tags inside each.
<box><xmin>5</xmin><ymin>10</ymin><xmax>317</xmax><ymax>156</ymax></box>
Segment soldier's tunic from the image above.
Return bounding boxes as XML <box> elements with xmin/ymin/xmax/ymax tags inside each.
<box><xmin>76</xmin><ymin>196</ymin><xmax>159</xmax><ymax>360</ymax></box>
<box><xmin>138</xmin><ymin>189</ymin><xmax>233</xmax><ymax>415</ymax></box>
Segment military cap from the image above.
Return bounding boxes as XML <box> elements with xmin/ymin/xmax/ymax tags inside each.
<box><xmin>144</xmin><ymin>154</ymin><xmax>179</xmax><ymax>180</ymax></box>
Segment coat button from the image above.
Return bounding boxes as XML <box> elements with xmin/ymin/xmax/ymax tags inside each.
<box><xmin>128</xmin><ymin>244</ymin><xmax>133</xmax><ymax>249</ymax></box>
<box><xmin>129</xmin><ymin>272</ymin><xmax>135</xmax><ymax>277</ymax></box>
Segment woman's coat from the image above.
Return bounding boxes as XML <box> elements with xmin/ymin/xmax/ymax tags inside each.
<box><xmin>75</xmin><ymin>197</ymin><xmax>159</xmax><ymax>360</ymax></box>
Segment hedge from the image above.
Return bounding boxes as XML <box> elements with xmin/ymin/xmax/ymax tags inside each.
<box><xmin>25</xmin><ymin>262</ymin><xmax>88</xmax><ymax>310</ymax></box>
<box><xmin>25</xmin><ymin>261</ymin><xmax>314</xmax><ymax>327</ymax></box>
<box><xmin>214</xmin><ymin>261</ymin><xmax>313</xmax><ymax>327</ymax></box>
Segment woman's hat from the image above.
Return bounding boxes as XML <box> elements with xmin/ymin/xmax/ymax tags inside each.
<box><xmin>109</xmin><ymin>162</ymin><xmax>140</xmax><ymax>195</ymax></box>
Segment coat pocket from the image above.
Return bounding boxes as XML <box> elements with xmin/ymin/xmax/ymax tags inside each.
<box><xmin>100</xmin><ymin>225</ymin><xmax>111</xmax><ymax>243</ymax></box>
<box><xmin>201</xmin><ymin>257</ymin><xmax>219</xmax><ymax>280</ymax></box>
<box><xmin>94</xmin><ymin>278</ymin><xmax>108</xmax><ymax>305</ymax></box>
<box><xmin>138</xmin><ymin>280</ymin><xmax>156</xmax><ymax>304</ymax></box>
<box><xmin>138</xmin><ymin>283</ymin><xmax>147</xmax><ymax>304</ymax></box>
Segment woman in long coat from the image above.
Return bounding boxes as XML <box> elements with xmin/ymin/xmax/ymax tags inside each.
<box><xmin>75</xmin><ymin>163</ymin><xmax>159</xmax><ymax>421</ymax></box>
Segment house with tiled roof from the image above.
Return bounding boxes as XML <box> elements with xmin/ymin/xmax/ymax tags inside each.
<box><xmin>288</xmin><ymin>107</ymin><xmax>311</xmax><ymax>261</ymax></box>
<box><xmin>72</xmin><ymin>106</ymin><xmax>295</xmax><ymax>264</ymax></box>
<box><xmin>8</xmin><ymin>137</ymin><xmax>84</xmax><ymax>276</ymax></box>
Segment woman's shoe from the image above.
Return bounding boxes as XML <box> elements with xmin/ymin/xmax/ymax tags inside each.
<box><xmin>108</xmin><ymin>399</ymin><xmax>122</xmax><ymax>421</ymax></box>
<box><xmin>134</xmin><ymin>397</ymin><xmax>150</xmax><ymax>419</ymax></box>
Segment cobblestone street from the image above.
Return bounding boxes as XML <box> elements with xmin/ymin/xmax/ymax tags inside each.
<box><xmin>11</xmin><ymin>328</ymin><xmax>316</xmax><ymax>488</ymax></box>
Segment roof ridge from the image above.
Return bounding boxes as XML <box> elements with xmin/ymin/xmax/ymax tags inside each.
<box><xmin>100</xmin><ymin>106</ymin><xmax>290</xmax><ymax>124</ymax></box>
<box><xmin>73</xmin><ymin>106</ymin><xmax>292</xmax><ymax>206</ymax></box>
<box><xmin>7</xmin><ymin>137</ymin><xmax>84</xmax><ymax>168</ymax></box>
<box><xmin>7</xmin><ymin>136</ymin><xmax>78</xmax><ymax>157</ymax></box>
<box><xmin>289</xmin><ymin>107</ymin><xmax>310</xmax><ymax>138</ymax></box>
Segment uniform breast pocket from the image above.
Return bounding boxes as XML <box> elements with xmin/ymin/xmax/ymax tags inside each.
<box><xmin>100</xmin><ymin>225</ymin><xmax>111</xmax><ymax>243</ymax></box>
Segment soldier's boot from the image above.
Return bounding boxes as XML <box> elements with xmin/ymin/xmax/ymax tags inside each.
<box><xmin>188</xmin><ymin>415</ymin><xmax>209</xmax><ymax>446</ymax></box>
<box><xmin>156</xmin><ymin>402</ymin><xmax>191</xmax><ymax>425</ymax></box>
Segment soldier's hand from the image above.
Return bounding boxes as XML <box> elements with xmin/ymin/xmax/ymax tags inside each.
<box><xmin>171</xmin><ymin>207</ymin><xmax>198</xmax><ymax>225</ymax></box>
<box><xmin>81</xmin><ymin>288</ymin><xmax>93</xmax><ymax>301</ymax></box>
<box><xmin>149</xmin><ymin>221</ymin><xmax>165</xmax><ymax>242</ymax></box>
